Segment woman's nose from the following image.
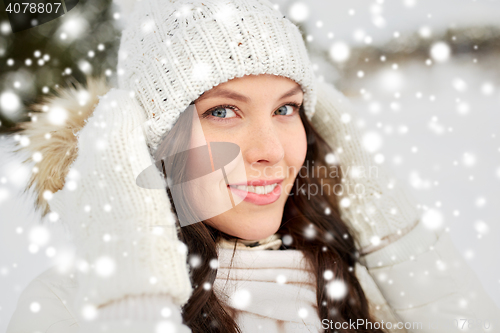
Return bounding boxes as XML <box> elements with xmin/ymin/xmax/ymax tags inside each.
<box><xmin>242</xmin><ymin>120</ymin><xmax>285</xmax><ymax>167</ymax></box>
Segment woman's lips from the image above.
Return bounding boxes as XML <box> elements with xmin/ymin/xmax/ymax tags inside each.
<box><xmin>227</xmin><ymin>179</ymin><xmax>283</xmax><ymax>205</ymax></box>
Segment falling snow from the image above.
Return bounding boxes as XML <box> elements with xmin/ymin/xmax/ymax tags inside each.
<box><xmin>421</xmin><ymin>209</ymin><xmax>444</xmax><ymax>231</ymax></box>
<box><xmin>326</xmin><ymin>279</ymin><xmax>348</xmax><ymax>300</ymax></box>
<box><xmin>94</xmin><ymin>256</ymin><xmax>116</xmax><ymax>277</ymax></box>
<box><xmin>0</xmin><ymin>91</ymin><xmax>21</xmax><ymax>115</ymax></box>
<box><xmin>230</xmin><ymin>288</ymin><xmax>252</xmax><ymax>310</ymax></box>
<box><xmin>288</xmin><ymin>2</ymin><xmax>310</xmax><ymax>23</ymax></box>
<box><xmin>329</xmin><ymin>41</ymin><xmax>351</xmax><ymax>63</ymax></box>
<box><xmin>430</xmin><ymin>42</ymin><xmax>452</xmax><ymax>63</ymax></box>
<box><xmin>1</xmin><ymin>1</ymin><xmax>500</xmax><ymax>330</ymax></box>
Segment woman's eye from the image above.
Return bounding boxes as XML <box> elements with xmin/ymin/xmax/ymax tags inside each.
<box><xmin>210</xmin><ymin>107</ymin><xmax>237</xmax><ymax>119</ymax></box>
<box><xmin>274</xmin><ymin>105</ymin><xmax>294</xmax><ymax>116</ymax></box>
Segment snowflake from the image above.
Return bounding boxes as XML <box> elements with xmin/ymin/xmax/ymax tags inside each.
<box><xmin>209</xmin><ymin>258</ymin><xmax>218</xmax><ymax>269</ymax></box>
<box><xmin>94</xmin><ymin>256</ymin><xmax>116</xmax><ymax>277</ymax></box>
<box><xmin>230</xmin><ymin>288</ymin><xmax>251</xmax><ymax>310</ymax></box>
<box><xmin>462</xmin><ymin>152</ymin><xmax>476</xmax><ymax>167</ymax></box>
<box><xmin>189</xmin><ymin>255</ymin><xmax>201</xmax><ymax>268</ymax></box>
<box><xmin>0</xmin><ymin>91</ymin><xmax>21</xmax><ymax>115</ymax></box>
<box><xmin>29</xmin><ymin>225</ymin><xmax>50</xmax><ymax>246</ymax></box>
<box><xmin>326</xmin><ymin>280</ymin><xmax>347</xmax><ymax>300</ymax></box>
<box><xmin>30</xmin><ymin>302</ymin><xmax>41</xmax><ymax>313</ymax></box>
<box><xmin>276</xmin><ymin>274</ymin><xmax>287</xmax><ymax>284</ymax></box>
<box><xmin>362</xmin><ymin>131</ymin><xmax>383</xmax><ymax>153</ymax></box>
<box><xmin>474</xmin><ymin>220</ymin><xmax>489</xmax><ymax>236</ymax></box>
<box><xmin>430</xmin><ymin>42</ymin><xmax>451</xmax><ymax>63</ymax></box>
<box><xmin>452</xmin><ymin>78</ymin><xmax>468</xmax><ymax>92</ymax></box>
<box><xmin>329</xmin><ymin>42</ymin><xmax>351</xmax><ymax>63</ymax></box>
<box><xmin>81</xmin><ymin>304</ymin><xmax>97</xmax><ymax>320</ymax></box>
<box><xmin>288</xmin><ymin>3</ymin><xmax>310</xmax><ymax>23</ymax></box>
<box><xmin>298</xmin><ymin>307</ymin><xmax>308</xmax><ymax>319</ymax></box>
<box><xmin>421</xmin><ymin>208</ymin><xmax>443</xmax><ymax>230</ymax></box>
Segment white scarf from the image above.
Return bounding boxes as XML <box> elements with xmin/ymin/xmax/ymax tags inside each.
<box><xmin>214</xmin><ymin>235</ymin><xmax>323</xmax><ymax>333</ymax></box>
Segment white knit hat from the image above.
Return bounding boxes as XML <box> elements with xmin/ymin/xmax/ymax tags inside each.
<box><xmin>116</xmin><ymin>0</ymin><xmax>317</xmax><ymax>154</ymax></box>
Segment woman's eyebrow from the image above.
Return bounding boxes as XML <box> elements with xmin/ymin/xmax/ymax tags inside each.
<box><xmin>279</xmin><ymin>86</ymin><xmax>303</xmax><ymax>100</ymax></box>
<box><xmin>196</xmin><ymin>86</ymin><xmax>303</xmax><ymax>103</ymax></box>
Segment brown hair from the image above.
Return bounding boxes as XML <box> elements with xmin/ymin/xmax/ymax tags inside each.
<box><xmin>154</xmin><ymin>104</ymin><xmax>386</xmax><ymax>333</ymax></box>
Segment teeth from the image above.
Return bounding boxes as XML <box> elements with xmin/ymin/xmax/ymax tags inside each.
<box><xmin>232</xmin><ymin>183</ymin><xmax>278</xmax><ymax>194</ymax></box>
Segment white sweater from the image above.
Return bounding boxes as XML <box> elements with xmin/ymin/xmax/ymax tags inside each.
<box><xmin>7</xmin><ymin>220</ymin><xmax>500</xmax><ymax>333</ymax></box>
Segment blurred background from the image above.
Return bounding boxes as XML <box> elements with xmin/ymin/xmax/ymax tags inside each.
<box><xmin>1</xmin><ymin>0</ymin><xmax>499</xmax><ymax>330</ymax></box>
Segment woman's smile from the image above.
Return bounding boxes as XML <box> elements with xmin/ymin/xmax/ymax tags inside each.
<box><xmin>228</xmin><ymin>178</ymin><xmax>284</xmax><ymax>205</ymax></box>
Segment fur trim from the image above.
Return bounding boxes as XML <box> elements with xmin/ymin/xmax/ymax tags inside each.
<box><xmin>13</xmin><ymin>76</ymin><xmax>111</xmax><ymax>217</ymax></box>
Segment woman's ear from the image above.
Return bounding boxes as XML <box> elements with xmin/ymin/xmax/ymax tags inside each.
<box><xmin>11</xmin><ymin>76</ymin><xmax>110</xmax><ymax>217</ymax></box>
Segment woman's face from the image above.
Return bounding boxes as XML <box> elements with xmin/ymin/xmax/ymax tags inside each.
<box><xmin>191</xmin><ymin>74</ymin><xmax>307</xmax><ymax>241</ymax></box>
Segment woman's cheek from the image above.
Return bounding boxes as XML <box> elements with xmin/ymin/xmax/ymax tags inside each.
<box><xmin>200</xmin><ymin>123</ymin><xmax>233</xmax><ymax>144</ymax></box>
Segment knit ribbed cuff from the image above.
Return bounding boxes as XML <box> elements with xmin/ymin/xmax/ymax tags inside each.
<box><xmin>97</xmin><ymin>294</ymin><xmax>184</xmax><ymax>322</ymax></box>
<box><xmin>359</xmin><ymin>221</ymin><xmax>439</xmax><ymax>269</ymax></box>
<box><xmin>81</xmin><ymin>290</ymin><xmax>192</xmax><ymax>332</ymax></box>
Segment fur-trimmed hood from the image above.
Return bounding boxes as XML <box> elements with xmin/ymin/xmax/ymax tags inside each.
<box><xmin>12</xmin><ymin>76</ymin><xmax>110</xmax><ymax>217</ymax></box>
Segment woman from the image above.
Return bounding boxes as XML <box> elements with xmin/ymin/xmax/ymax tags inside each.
<box><xmin>6</xmin><ymin>0</ymin><xmax>500</xmax><ymax>332</ymax></box>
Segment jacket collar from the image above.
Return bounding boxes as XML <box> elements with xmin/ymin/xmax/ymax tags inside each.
<box><xmin>217</xmin><ymin>233</ymin><xmax>283</xmax><ymax>251</ymax></box>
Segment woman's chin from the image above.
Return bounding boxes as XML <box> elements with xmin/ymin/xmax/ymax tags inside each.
<box><xmin>233</xmin><ymin>220</ymin><xmax>281</xmax><ymax>241</ymax></box>
<box><xmin>204</xmin><ymin>204</ymin><xmax>284</xmax><ymax>241</ymax></box>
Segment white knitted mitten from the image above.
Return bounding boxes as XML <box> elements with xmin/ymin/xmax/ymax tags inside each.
<box><xmin>47</xmin><ymin>89</ymin><xmax>192</xmax><ymax>325</ymax></box>
<box><xmin>311</xmin><ymin>80</ymin><xmax>421</xmax><ymax>253</ymax></box>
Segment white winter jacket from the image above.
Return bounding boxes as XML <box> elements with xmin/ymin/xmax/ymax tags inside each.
<box><xmin>7</xmin><ymin>220</ymin><xmax>500</xmax><ymax>333</ymax></box>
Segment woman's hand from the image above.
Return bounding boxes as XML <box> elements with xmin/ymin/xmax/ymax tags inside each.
<box><xmin>311</xmin><ymin>80</ymin><xmax>421</xmax><ymax>254</ymax></box>
<box><xmin>47</xmin><ymin>89</ymin><xmax>192</xmax><ymax>325</ymax></box>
